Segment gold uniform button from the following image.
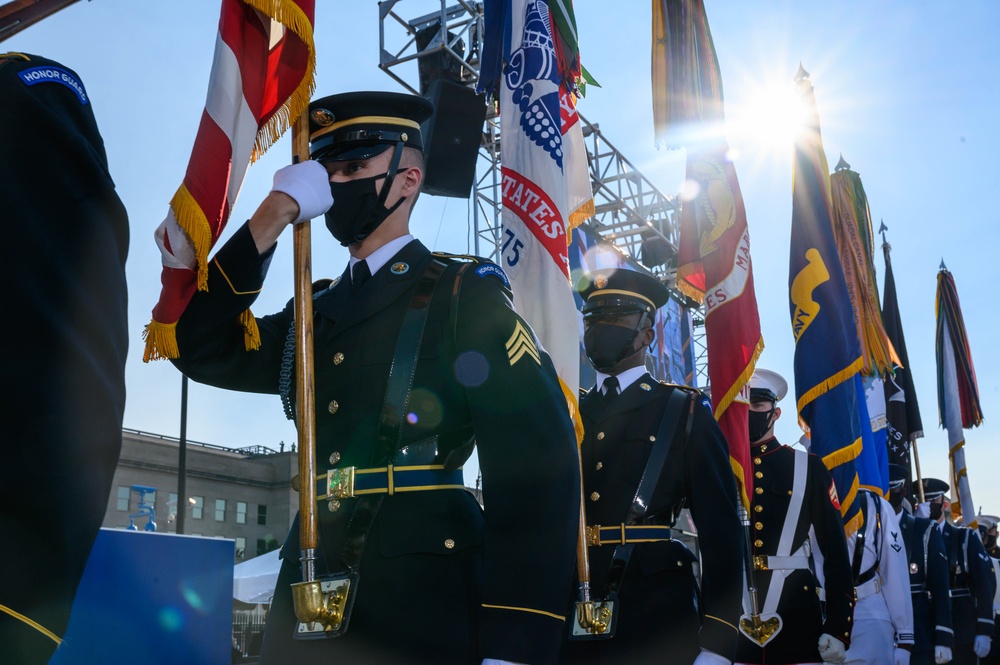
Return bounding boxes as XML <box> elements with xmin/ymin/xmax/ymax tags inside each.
<box><xmin>760</xmin><ymin>445</ymin><xmax>768</xmax><ymax>452</ymax></box>
<box><xmin>329</xmin><ymin>451</ymin><xmax>341</xmax><ymax>465</ymax></box>
<box><xmin>755</xmin><ymin>522</ymin><xmax>763</xmax><ymax>530</ymax></box>
<box><xmin>753</xmin><ymin>458</ymin><xmax>761</xmax><ymax>465</ymax></box>
<box><xmin>444</xmin><ymin>539</ymin><xmax>455</xmax><ymax>549</ymax></box>
<box><xmin>755</xmin><ymin>471</ymin><xmax>763</xmax><ymax>479</ymax></box>
<box><xmin>590</xmin><ymin>492</ymin><xmax>600</xmax><ymax>502</ymax></box>
<box><xmin>327</xmin><ymin>500</ymin><xmax>341</xmax><ymax>512</ymax></box>
<box><xmin>328</xmin><ymin>400</ymin><xmax>339</xmax><ymax>414</ymax></box>
<box><xmin>754</xmin><ymin>539</ymin><xmax>763</xmax><ymax>548</ymax></box>
<box><xmin>333</xmin><ymin>352</ymin><xmax>344</xmax><ymax>365</ymax></box>
<box><xmin>754</xmin><ymin>505</ymin><xmax>763</xmax><ymax>513</ymax></box>
<box><xmin>649</xmin><ymin>436</ymin><xmax>656</xmax><ymax>442</ymax></box>
<box><xmin>755</xmin><ymin>487</ymin><xmax>764</xmax><ymax>495</ymax></box>
<box><xmin>596</xmin><ymin>432</ymin><xmax>605</xmax><ymax>441</ymax></box>
<box><xmin>595</xmin><ymin>462</ymin><xmax>603</xmax><ymax>471</ymax></box>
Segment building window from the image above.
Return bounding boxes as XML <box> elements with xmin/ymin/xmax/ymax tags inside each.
<box><xmin>256</xmin><ymin>537</ymin><xmax>278</xmax><ymax>557</ymax></box>
<box><xmin>257</xmin><ymin>505</ymin><xmax>267</xmax><ymax>526</ymax></box>
<box><xmin>235</xmin><ymin>537</ymin><xmax>246</xmax><ymax>560</ymax></box>
<box><xmin>215</xmin><ymin>498</ymin><xmax>226</xmax><ymax>522</ymax></box>
<box><xmin>236</xmin><ymin>502</ymin><xmax>247</xmax><ymax>525</ymax></box>
<box><xmin>116</xmin><ymin>486</ymin><xmax>130</xmax><ymax>511</ymax></box>
<box><xmin>192</xmin><ymin>496</ymin><xmax>204</xmax><ymax>520</ymax></box>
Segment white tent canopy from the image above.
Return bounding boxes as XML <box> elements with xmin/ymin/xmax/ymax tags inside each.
<box><xmin>233</xmin><ymin>549</ymin><xmax>280</xmax><ymax>604</ymax></box>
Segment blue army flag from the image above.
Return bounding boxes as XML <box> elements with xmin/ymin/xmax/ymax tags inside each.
<box><xmin>789</xmin><ymin>67</ymin><xmax>865</xmax><ymax>535</ymax></box>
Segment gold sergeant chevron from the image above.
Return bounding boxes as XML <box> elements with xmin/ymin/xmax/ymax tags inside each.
<box><xmin>505</xmin><ymin>321</ymin><xmax>541</xmax><ymax>367</ymax></box>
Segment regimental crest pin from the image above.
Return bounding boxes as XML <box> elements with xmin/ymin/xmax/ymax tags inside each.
<box><xmin>390</xmin><ymin>262</ymin><xmax>409</xmax><ymax>275</ymax></box>
<box><xmin>640</xmin><ymin>383</ymin><xmax>651</xmax><ymax>391</ymax></box>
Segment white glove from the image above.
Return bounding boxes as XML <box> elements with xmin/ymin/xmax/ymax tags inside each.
<box><xmin>692</xmin><ymin>649</ymin><xmax>731</xmax><ymax>665</ymax></box>
<box><xmin>974</xmin><ymin>635</ymin><xmax>992</xmax><ymax>658</ymax></box>
<box><xmin>934</xmin><ymin>645</ymin><xmax>952</xmax><ymax>664</ymax></box>
<box><xmin>893</xmin><ymin>647</ymin><xmax>910</xmax><ymax>665</ymax></box>
<box><xmin>269</xmin><ymin>160</ymin><xmax>333</xmax><ymax>223</ymax></box>
<box><xmin>817</xmin><ymin>633</ymin><xmax>847</xmax><ymax>663</ymax></box>
<box><xmin>915</xmin><ymin>501</ymin><xmax>931</xmax><ymax>518</ymax></box>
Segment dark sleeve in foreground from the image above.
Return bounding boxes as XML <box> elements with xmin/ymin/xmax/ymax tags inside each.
<box><xmin>682</xmin><ymin>393</ymin><xmax>744</xmax><ymax>659</ymax></box>
<box><xmin>171</xmin><ymin>222</ymin><xmax>291</xmax><ymax>394</ymax></box>
<box><xmin>455</xmin><ymin>272</ymin><xmax>581</xmax><ymax>665</ymax></box>
<box><xmin>808</xmin><ymin>456</ymin><xmax>855</xmax><ymax>646</ymax></box>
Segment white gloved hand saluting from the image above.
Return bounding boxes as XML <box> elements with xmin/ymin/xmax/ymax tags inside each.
<box><xmin>894</xmin><ymin>647</ymin><xmax>911</xmax><ymax>665</ymax></box>
<box><xmin>817</xmin><ymin>633</ymin><xmax>847</xmax><ymax>664</ymax></box>
<box><xmin>974</xmin><ymin>635</ymin><xmax>992</xmax><ymax>658</ymax></box>
<box><xmin>934</xmin><ymin>645</ymin><xmax>952</xmax><ymax>664</ymax></box>
<box><xmin>269</xmin><ymin>160</ymin><xmax>332</xmax><ymax>223</ymax></box>
<box><xmin>692</xmin><ymin>649</ymin><xmax>731</xmax><ymax>665</ymax></box>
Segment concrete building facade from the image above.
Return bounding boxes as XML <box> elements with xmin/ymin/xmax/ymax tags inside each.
<box><xmin>105</xmin><ymin>429</ymin><xmax>298</xmax><ymax>561</ymax></box>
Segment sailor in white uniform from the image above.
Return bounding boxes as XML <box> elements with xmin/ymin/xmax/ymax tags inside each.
<box><xmin>843</xmin><ymin>488</ymin><xmax>914</xmax><ymax>665</ymax></box>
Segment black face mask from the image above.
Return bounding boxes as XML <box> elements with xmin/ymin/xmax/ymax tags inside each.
<box><xmin>888</xmin><ymin>490</ymin><xmax>904</xmax><ymax>512</ymax></box>
<box><xmin>748</xmin><ymin>407</ymin><xmax>775</xmax><ymax>443</ymax></box>
<box><xmin>583</xmin><ymin>323</ymin><xmax>641</xmax><ymax>373</ymax></box>
<box><xmin>985</xmin><ymin>534</ymin><xmax>998</xmax><ymax>550</ymax></box>
<box><xmin>325</xmin><ymin>171</ymin><xmax>407</xmax><ymax>246</ymax></box>
<box><xmin>929</xmin><ymin>502</ymin><xmax>944</xmax><ymax>521</ymax></box>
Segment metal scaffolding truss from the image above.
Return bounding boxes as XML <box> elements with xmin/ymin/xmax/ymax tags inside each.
<box><xmin>377</xmin><ymin>0</ymin><xmax>709</xmax><ymax>388</ymax></box>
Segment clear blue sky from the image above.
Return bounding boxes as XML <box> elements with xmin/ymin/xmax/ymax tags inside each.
<box><xmin>11</xmin><ymin>1</ymin><xmax>1000</xmax><ymax>511</ymax></box>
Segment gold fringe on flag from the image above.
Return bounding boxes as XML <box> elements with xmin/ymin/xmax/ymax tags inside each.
<box><xmin>713</xmin><ymin>335</ymin><xmax>764</xmax><ymax>421</ymax></box>
<box><xmin>829</xmin><ymin>166</ymin><xmax>899</xmax><ymax>375</ymax></box>
<box><xmin>796</xmin><ymin>356</ymin><xmax>864</xmax><ymax>419</ymax></box>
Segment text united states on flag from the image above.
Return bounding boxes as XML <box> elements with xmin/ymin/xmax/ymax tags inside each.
<box><xmin>144</xmin><ymin>0</ymin><xmax>315</xmax><ymax>362</ymax></box>
<box><xmin>478</xmin><ymin>0</ymin><xmax>594</xmax><ymax>438</ymax></box>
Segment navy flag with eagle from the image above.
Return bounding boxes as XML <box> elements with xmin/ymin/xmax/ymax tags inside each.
<box><xmin>789</xmin><ymin>67</ymin><xmax>866</xmax><ymax>536</ymax></box>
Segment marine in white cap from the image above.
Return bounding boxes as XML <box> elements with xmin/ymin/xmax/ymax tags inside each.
<box><xmin>734</xmin><ymin>368</ymin><xmax>855</xmax><ymax>665</ymax></box>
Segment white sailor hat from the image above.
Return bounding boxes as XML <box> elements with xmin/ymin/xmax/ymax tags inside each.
<box><xmin>978</xmin><ymin>514</ymin><xmax>1000</xmax><ymax>530</ymax></box>
<box><xmin>748</xmin><ymin>368</ymin><xmax>788</xmax><ymax>403</ymax></box>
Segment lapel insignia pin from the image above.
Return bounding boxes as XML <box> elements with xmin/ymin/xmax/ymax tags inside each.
<box><xmin>640</xmin><ymin>383</ymin><xmax>651</xmax><ymax>391</ymax></box>
<box><xmin>390</xmin><ymin>262</ymin><xmax>409</xmax><ymax>275</ymax></box>
<box><xmin>330</xmin><ymin>276</ymin><xmax>341</xmax><ymax>288</ymax></box>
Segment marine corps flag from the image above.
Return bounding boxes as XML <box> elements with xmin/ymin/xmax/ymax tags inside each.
<box><xmin>656</xmin><ymin>0</ymin><xmax>763</xmax><ymax>510</ymax></box>
<box><xmin>935</xmin><ymin>265</ymin><xmax>983</xmax><ymax>527</ymax></box>
<box><xmin>143</xmin><ymin>0</ymin><xmax>316</xmax><ymax>361</ymax></box>
<box><xmin>478</xmin><ymin>0</ymin><xmax>594</xmax><ymax>436</ymax></box>
<box><xmin>789</xmin><ymin>68</ymin><xmax>865</xmax><ymax>535</ymax></box>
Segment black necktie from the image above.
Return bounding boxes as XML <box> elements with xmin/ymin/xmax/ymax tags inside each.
<box><xmin>352</xmin><ymin>259</ymin><xmax>371</xmax><ymax>293</ymax></box>
<box><xmin>602</xmin><ymin>376</ymin><xmax>620</xmax><ymax>398</ymax></box>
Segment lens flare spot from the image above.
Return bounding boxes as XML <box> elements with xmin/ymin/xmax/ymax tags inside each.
<box><xmin>407</xmin><ymin>412</ymin><xmax>419</xmax><ymax>424</ymax></box>
<box><xmin>454</xmin><ymin>351</ymin><xmax>489</xmax><ymax>387</ymax></box>
<box><xmin>158</xmin><ymin>606</ymin><xmax>184</xmax><ymax>632</ymax></box>
<box><xmin>181</xmin><ymin>581</ymin><xmax>205</xmax><ymax>611</ymax></box>
<box><xmin>408</xmin><ymin>388</ymin><xmax>443</xmax><ymax>429</ymax></box>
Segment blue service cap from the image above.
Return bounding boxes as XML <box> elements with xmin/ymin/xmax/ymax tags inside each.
<box><xmin>309</xmin><ymin>91</ymin><xmax>433</xmax><ymax>162</ymax></box>
<box><xmin>577</xmin><ymin>268</ymin><xmax>669</xmax><ymax>318</ymax></box>
<box><xmin>921</xmin><ymin>477</ymin><xmax>950</xmax><ymax>500</ymax></box>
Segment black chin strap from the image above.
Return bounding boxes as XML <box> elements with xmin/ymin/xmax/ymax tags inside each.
<box><xmin>346</xmin><ymin>140</ymin><xmax>407</xmax><ymax>245</ymax></box>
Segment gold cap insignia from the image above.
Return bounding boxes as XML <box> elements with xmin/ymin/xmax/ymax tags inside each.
<box><xmin>311</xmin><ymin>108</ymin><xmax>335</xmax><ymax>126</ymax></box>
<box><xmin>390</xmin><ymin>262</ymin><xmax>409</xmax><ymax>275</ymax></box>
<box><xmin>594</xmin><ymin>274</ymin><xmax>608</xmax><ymax>289</ymax></box>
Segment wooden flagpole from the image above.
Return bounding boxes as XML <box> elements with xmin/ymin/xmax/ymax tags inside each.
<box><xmin>291</xmin><ymin>111</ymin><xmax>319</xmax><ymax>582</ymax></box>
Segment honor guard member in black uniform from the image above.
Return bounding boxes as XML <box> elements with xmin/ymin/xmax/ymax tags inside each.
<box><xmin>171</xmin><ymin>91</ymin><xmax>581</xmax><ymax>665</ymax></box>
<box><xmin>921</xmin><ymin>478</ymin><xmax>995</xmax><ymax>665</ymax></box>
<box><xmin>888</xmin><ymin>466</ymin><xmax>953</xmax><ymax>665</ymax></box>
<box><xmin>734</xmin><ymin>369</ymin><xmax>855</xmax><ymax>665</ymax></box>
<box><xmin>0</xmin><ymin>53</ymin><xmax>129</xmax><ymax>665</ymax></box>
<box><xmin>977</xmin><ymin>515</ymin><xmax>1000</xmax><ymax>665</ymax></box>
<box><xmin>559</xmin><ymin>268</ymin><xmax>744</xmax><ymax>665</ymax></box>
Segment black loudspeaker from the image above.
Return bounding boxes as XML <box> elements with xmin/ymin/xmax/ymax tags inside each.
<box><xmin>421</xmin><ymin>79</ymin><xmax>487</xmax><ymax>198</ymax></box>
